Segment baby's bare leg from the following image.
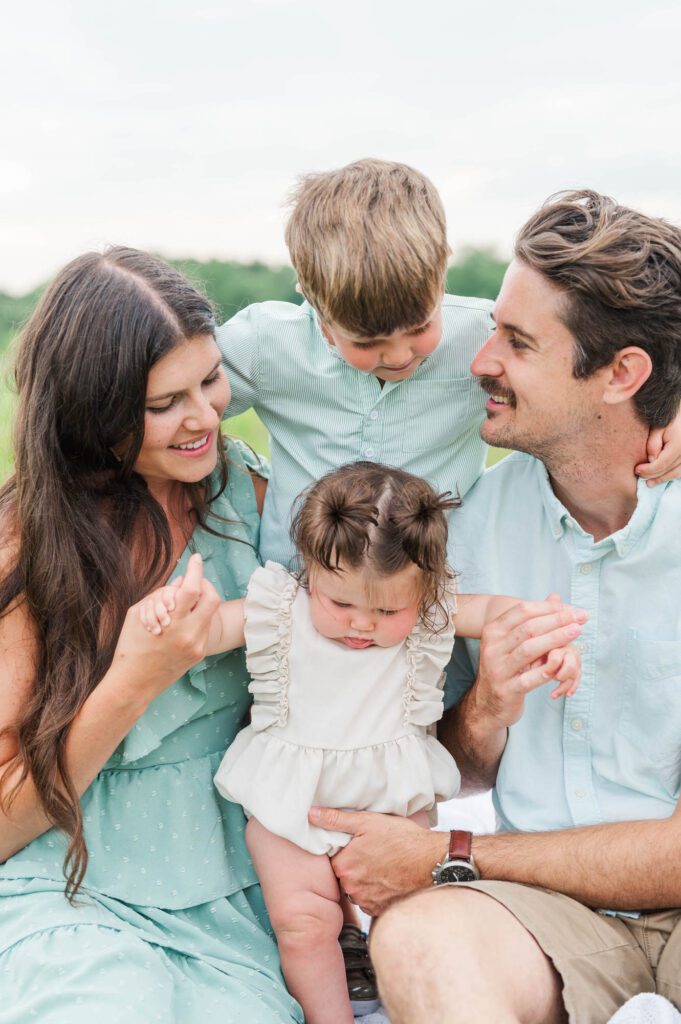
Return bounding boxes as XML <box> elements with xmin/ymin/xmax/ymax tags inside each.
<box><xmin>246</xmin><ymin>817</ymin><xmax>353</xmax><ymax>1024</ymax></box>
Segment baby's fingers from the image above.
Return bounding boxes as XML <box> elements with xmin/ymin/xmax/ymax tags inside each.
<box><xmin>551</xmin><ymin>648</ymin><xmax>581</xmax><ymax>699</ymax></box>
<box><xmin>140</xmin><ymin>597</ymin><xmax>164</xmax><ymax>636</ymax></box>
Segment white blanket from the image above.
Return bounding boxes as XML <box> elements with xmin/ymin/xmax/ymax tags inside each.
<box><xmin>608</xmin><ymin>995</ymin><xmax>681</xmax><ymax>1023</ymax></box>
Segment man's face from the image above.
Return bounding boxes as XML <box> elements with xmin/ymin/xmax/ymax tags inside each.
<box><xmin>320</xmin><ymin>307</ymin><xmax>443</xmax><ymax>382</ymax></box>
<box><xmin>471</xmin><ymin>260</ymin><xmax>608</xmax><ymax>458</ymax></box>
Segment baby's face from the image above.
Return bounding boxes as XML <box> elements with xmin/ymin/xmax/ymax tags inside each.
<box><xmin>308</xmin><ymin>563</ymin><xmax>423</xmax><ymax>649</ymax></box>
<box><xmin>320</xmin><ymin>306</ymin><xmax>442</xmax><ymax>382</ymax></box>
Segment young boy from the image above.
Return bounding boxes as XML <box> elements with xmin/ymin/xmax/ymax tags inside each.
<box><xmin>218</xmin><ymin>158</ymin><xmax>492</xmax><ymax>568</ymax></box>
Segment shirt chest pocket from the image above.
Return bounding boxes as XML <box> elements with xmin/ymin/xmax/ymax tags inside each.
<box><xmin>620</xmin><ymin>632</ymin><xmax>681</xmax><ymax>791</ymax></box>
<box><xmin>399</xmin><ymin>377</ymin><xmax>476</xmax><ymax>453</ymax></box>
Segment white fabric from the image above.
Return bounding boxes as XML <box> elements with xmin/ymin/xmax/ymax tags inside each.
<box><xmin>609</xmin><ymin>995</ymin><xmax>681</xmax><ymax>1023</ymax></box>
<box><xmin>215</xmin><ymin>562</ymin><xmax>461</xmax><ymax>855</ymax></box>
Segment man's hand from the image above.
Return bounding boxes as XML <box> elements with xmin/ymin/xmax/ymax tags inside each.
<box><xmin>308</xmin><ymin>807</ymin><xmax>444</xmax><ymax>917</ymax></box>
<box><xmin>475</xmin><ymin>595</ymin><xmax>587</xmax><ymax>729</ymax></box>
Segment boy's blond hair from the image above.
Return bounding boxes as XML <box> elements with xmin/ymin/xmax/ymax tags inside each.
<box><xmin>285</xmin><ymin>158</ymin><xmax>449</xmax><ymax>337</ymax></box>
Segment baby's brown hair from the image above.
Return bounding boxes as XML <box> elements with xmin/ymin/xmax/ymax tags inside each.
<box><xmin>290</xmin><ymin>462</ymin><xmax>458</xmax><ymax>630</ymax></box>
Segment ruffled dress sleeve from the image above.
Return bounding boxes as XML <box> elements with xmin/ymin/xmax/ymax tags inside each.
<box><xmin>403</xmin><ymin>587</ymin><xmax>457</xmax><ymax>728</ymax></box>
<box><xmin>243</xmin><ymin>561</ymin><xmax>298</xmax><ymax>732</ymax></box>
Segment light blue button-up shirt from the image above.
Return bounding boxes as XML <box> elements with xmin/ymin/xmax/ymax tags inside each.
<box><xmin>218</xmin><ymin>296</ymin><xmax>492</xmax><ymax>567</ymax></box>
<box><xmin>446</xmin><ymin>452</ymin><xmax>681</xmax><ymax>834</ymax></box>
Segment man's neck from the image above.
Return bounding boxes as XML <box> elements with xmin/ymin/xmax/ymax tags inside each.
<box><xmin>543</xmin><ymin>415</ymin><xmax>648</xmax><ymax>542</ymax></box>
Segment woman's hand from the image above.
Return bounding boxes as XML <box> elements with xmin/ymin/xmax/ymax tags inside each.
<box><xmin>112</xmin><ymin>553</ymin><xmax>221</xmax><ymax>705</ymax></box>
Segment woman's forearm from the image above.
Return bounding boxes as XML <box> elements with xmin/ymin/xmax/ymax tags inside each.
<box><xmin>0</xmin><ymin>663</ymin><xmax>152</xmax><ymax>862</ymax></box>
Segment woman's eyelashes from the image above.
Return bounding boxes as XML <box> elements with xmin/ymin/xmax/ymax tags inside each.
<box><xmin>146</xmin><ymin>371</ymin><xmax>223</xmax><ymax>414</ymax></box>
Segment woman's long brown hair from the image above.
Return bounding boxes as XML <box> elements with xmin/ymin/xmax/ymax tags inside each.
<box><xmin>0</xmin><ymin>247</ymin><xmax>228</xmax><ymax>899</ymax></box>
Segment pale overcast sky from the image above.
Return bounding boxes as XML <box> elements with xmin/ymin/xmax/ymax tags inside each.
<box><xmin>1</xmin><ymin>0</ymin><xmax>680</xmax><ymax>293</ymax></box>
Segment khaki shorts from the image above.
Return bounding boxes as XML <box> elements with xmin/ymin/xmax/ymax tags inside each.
<box><xmin>464</xmin><ymin>880</ymin><xmax>681</xmax><ymax>1024</ymax></box>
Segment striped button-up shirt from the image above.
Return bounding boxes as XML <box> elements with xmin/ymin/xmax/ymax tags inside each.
<box><xmin>446</xmin><ymin>452</ymin><xmax>681</xmax><ymax>836</ymax></box>
<box><xmin>218</xmin><ymin>296</ymin><xmax>493</xmax><ymax>566</ymax></box>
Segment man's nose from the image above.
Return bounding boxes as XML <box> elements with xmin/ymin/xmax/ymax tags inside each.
<box><xmin>471</xmin><ymin>332</ymin><xmax>503</xmax><ymax>378</ymax></box>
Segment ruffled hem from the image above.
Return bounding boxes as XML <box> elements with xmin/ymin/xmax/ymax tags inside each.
<box><xmin>214</xmin><ymin>727</ymin><xmax>461</xmax><ymax>856</ymax></box>
<box><xmin>403</xmin><ymin>586</ymin><xmax>457</xmax><ymax>727</ymax></box>
<box><xmin>243</xmin><ymin>562</ymin><xmax>298</xmax><ymax>731</ymax></box>
<box><xmin>1</xmin><ymin>750</ymin><xmax>258</xmax><ymax>908</ymax></box>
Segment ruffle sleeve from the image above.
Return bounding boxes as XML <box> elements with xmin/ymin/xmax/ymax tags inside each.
<box><xmin>244</xmin><ymin>561</ymin><xmax>298</xmax><ymax>732</ymax></box>
<box><xmin>402</xmin><ymin>587</ymin><xmax>457</xmax><ymax>728</ymax></box>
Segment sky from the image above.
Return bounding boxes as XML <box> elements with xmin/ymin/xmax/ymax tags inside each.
<box><xmin>2</xmin><ymin>0</ymin><xmax>681</xmax><ymax>293</ymax></box>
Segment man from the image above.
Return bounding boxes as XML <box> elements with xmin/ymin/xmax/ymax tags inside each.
<box><xmin>309</xmin><ymin>190</ymin><xmax>681</xmax><ymax>1022</ymax></box>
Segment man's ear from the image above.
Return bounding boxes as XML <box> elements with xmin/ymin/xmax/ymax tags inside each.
<box><xmin>602</xmin><ymin>347</ymin><xmax>653</xmax><ymax>407</ymax></box>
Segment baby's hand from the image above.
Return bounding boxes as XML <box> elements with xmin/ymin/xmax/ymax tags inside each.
<box><xmin>139</xmin><ymin>578</ymin><xmax>182</xmax><ymax>635</ymax></box>
<box><xmin>539</xmin><ymin>644</ymin><xmax>581</xmax><ymax>700</ymax></box>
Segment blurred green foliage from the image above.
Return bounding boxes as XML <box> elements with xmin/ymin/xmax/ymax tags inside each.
<box><xmin>446</xmin><ymin>248</ymin><xmax>508</xmax><ymax>300</ymax></box>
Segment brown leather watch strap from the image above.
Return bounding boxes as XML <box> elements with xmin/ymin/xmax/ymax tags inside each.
<box><xmin>448</xmin><ymin>829</ymin><xmax>473</xmax><ymax>862</ymax></box>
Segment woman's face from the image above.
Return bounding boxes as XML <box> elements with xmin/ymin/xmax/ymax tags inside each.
<box><xmin>132</xmin><ymin>333</ymin><xmax>231</xmax><ymax>497</ymax></box>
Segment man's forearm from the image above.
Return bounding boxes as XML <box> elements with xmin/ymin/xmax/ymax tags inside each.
<box><xmin>474</xmin><ymin>813</ymin><xmax>681</xmax><ymax>910</ymax></box>
<box><xmin>439</xmin><ymin>685</ymin><xmax>507</xmax><ymax>795</ymax></box>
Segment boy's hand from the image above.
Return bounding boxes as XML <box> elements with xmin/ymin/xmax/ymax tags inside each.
<box><xmin>636</xmin><ymin>415</ymin><xmax>681</xmax><ymax>485</ymax></box>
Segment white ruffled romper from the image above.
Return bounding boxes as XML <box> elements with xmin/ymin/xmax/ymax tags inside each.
<box><xmin>214</xmin><ymin>562</ymin><xmax>461</xmax><ymax>856</ymax></box>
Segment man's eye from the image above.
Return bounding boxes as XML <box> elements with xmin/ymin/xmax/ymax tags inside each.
<box><xmin>203</xmin><ymin>370</ymin><xmax>222</xmax><ymax>386</ymax></box>
<box><xmin>509</xmin><ymin>337</ymin><xmax>527</xmax><ymax>350</ymax></box>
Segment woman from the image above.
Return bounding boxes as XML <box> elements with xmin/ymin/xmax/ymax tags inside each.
<box><xmin>0</xmin><ymin>248</ymin><xmax>301</xmax><ymax>1022</ymax></box>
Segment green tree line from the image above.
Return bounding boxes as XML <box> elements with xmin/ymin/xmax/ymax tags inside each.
<box><xmin>0</xmin><ymin>248</ymin><xmax>507</xmax><ymax>352</ymax></box>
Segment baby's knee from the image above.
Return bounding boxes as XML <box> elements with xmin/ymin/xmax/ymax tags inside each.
<box><xmin>269</xmin><ymin>890</ymin><xmax>343</xmax><ymax>955</ymax></box>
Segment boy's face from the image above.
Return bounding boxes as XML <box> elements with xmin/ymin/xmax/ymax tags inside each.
<box><xmin>320</xmin><ymin>307</ymin><xmax>442</xmax><ymax>382</ymax></box>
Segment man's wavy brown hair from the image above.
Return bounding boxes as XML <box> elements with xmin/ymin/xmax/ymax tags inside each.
<box><xmin>290</xmin><ymin>462</ymin><xmax>458</xmax><ymax>631</ymax></box>
<box><xmin>515</xmin><ymin>189</ymin><xmax>681</xmax><ymax>427</ymax></box>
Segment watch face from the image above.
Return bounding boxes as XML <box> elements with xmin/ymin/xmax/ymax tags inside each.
<box><xmin>436</xmin><ymin>862</ymin><xmax>477</xmax><ymax>884</ymax></box>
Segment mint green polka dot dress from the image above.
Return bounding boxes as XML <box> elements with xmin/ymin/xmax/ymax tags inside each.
<box><xmin>0</xmin><ymin>440</ymin><xmax>302</xmax><ymax>1024</ymax></box>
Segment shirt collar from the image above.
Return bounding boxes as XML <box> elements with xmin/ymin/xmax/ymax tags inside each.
<box><xmin>536</xmin><ymin>460</ymin><xmax>666</xmax><ymax>556</ymax></box>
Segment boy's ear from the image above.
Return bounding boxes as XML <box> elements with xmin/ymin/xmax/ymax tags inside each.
<box><xmin>602</xmin><ymin>346</ymin><xmax>653</xmax><ymax>407</ymax></box>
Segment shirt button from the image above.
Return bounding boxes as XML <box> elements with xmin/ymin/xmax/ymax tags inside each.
<box><xmin>369</xmin><ymin>410</ymin><xmax>379</xmax><ymax>421</ymax></box>
<box><xmin>579</xmin><ymin>563</ymin><xmax>592</xmax><ymax>575</ymax></box>
<box><xmin>571</xmin><ymin>718</ymin><xmax>583</xmax><ymax>731</ymax></box>
<box><xmin>364</xmin><ymin>447</ymin><xmax>375</xmax><ymax>458</ymax></box>
<box><xmin>574</xmin><ymin>788</ymin><xmax>586</xmax><ymax>798</ymax></box>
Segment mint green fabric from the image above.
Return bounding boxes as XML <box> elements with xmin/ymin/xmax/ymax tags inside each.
<box><xmin>0</xmin><ymin>439</ymin><xmax>302</xmax><ymax>1023</ymax></box>
<box><xmin>219</xmin><ymin>296</ymin><xmax>492</xmax><ymax>568</ymax></box>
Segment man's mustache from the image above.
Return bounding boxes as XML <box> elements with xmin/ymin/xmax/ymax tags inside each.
<box><xmin>477</xmin><ymin>376</ymin><xmax>517</xmax><ymax>407</ymax></box>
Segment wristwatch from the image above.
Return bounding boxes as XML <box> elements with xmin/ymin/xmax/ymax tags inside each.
<box><xmin>432</xmin><ymin>829</ymin><xmax>480</xmax><ymax>885</ymax></box>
